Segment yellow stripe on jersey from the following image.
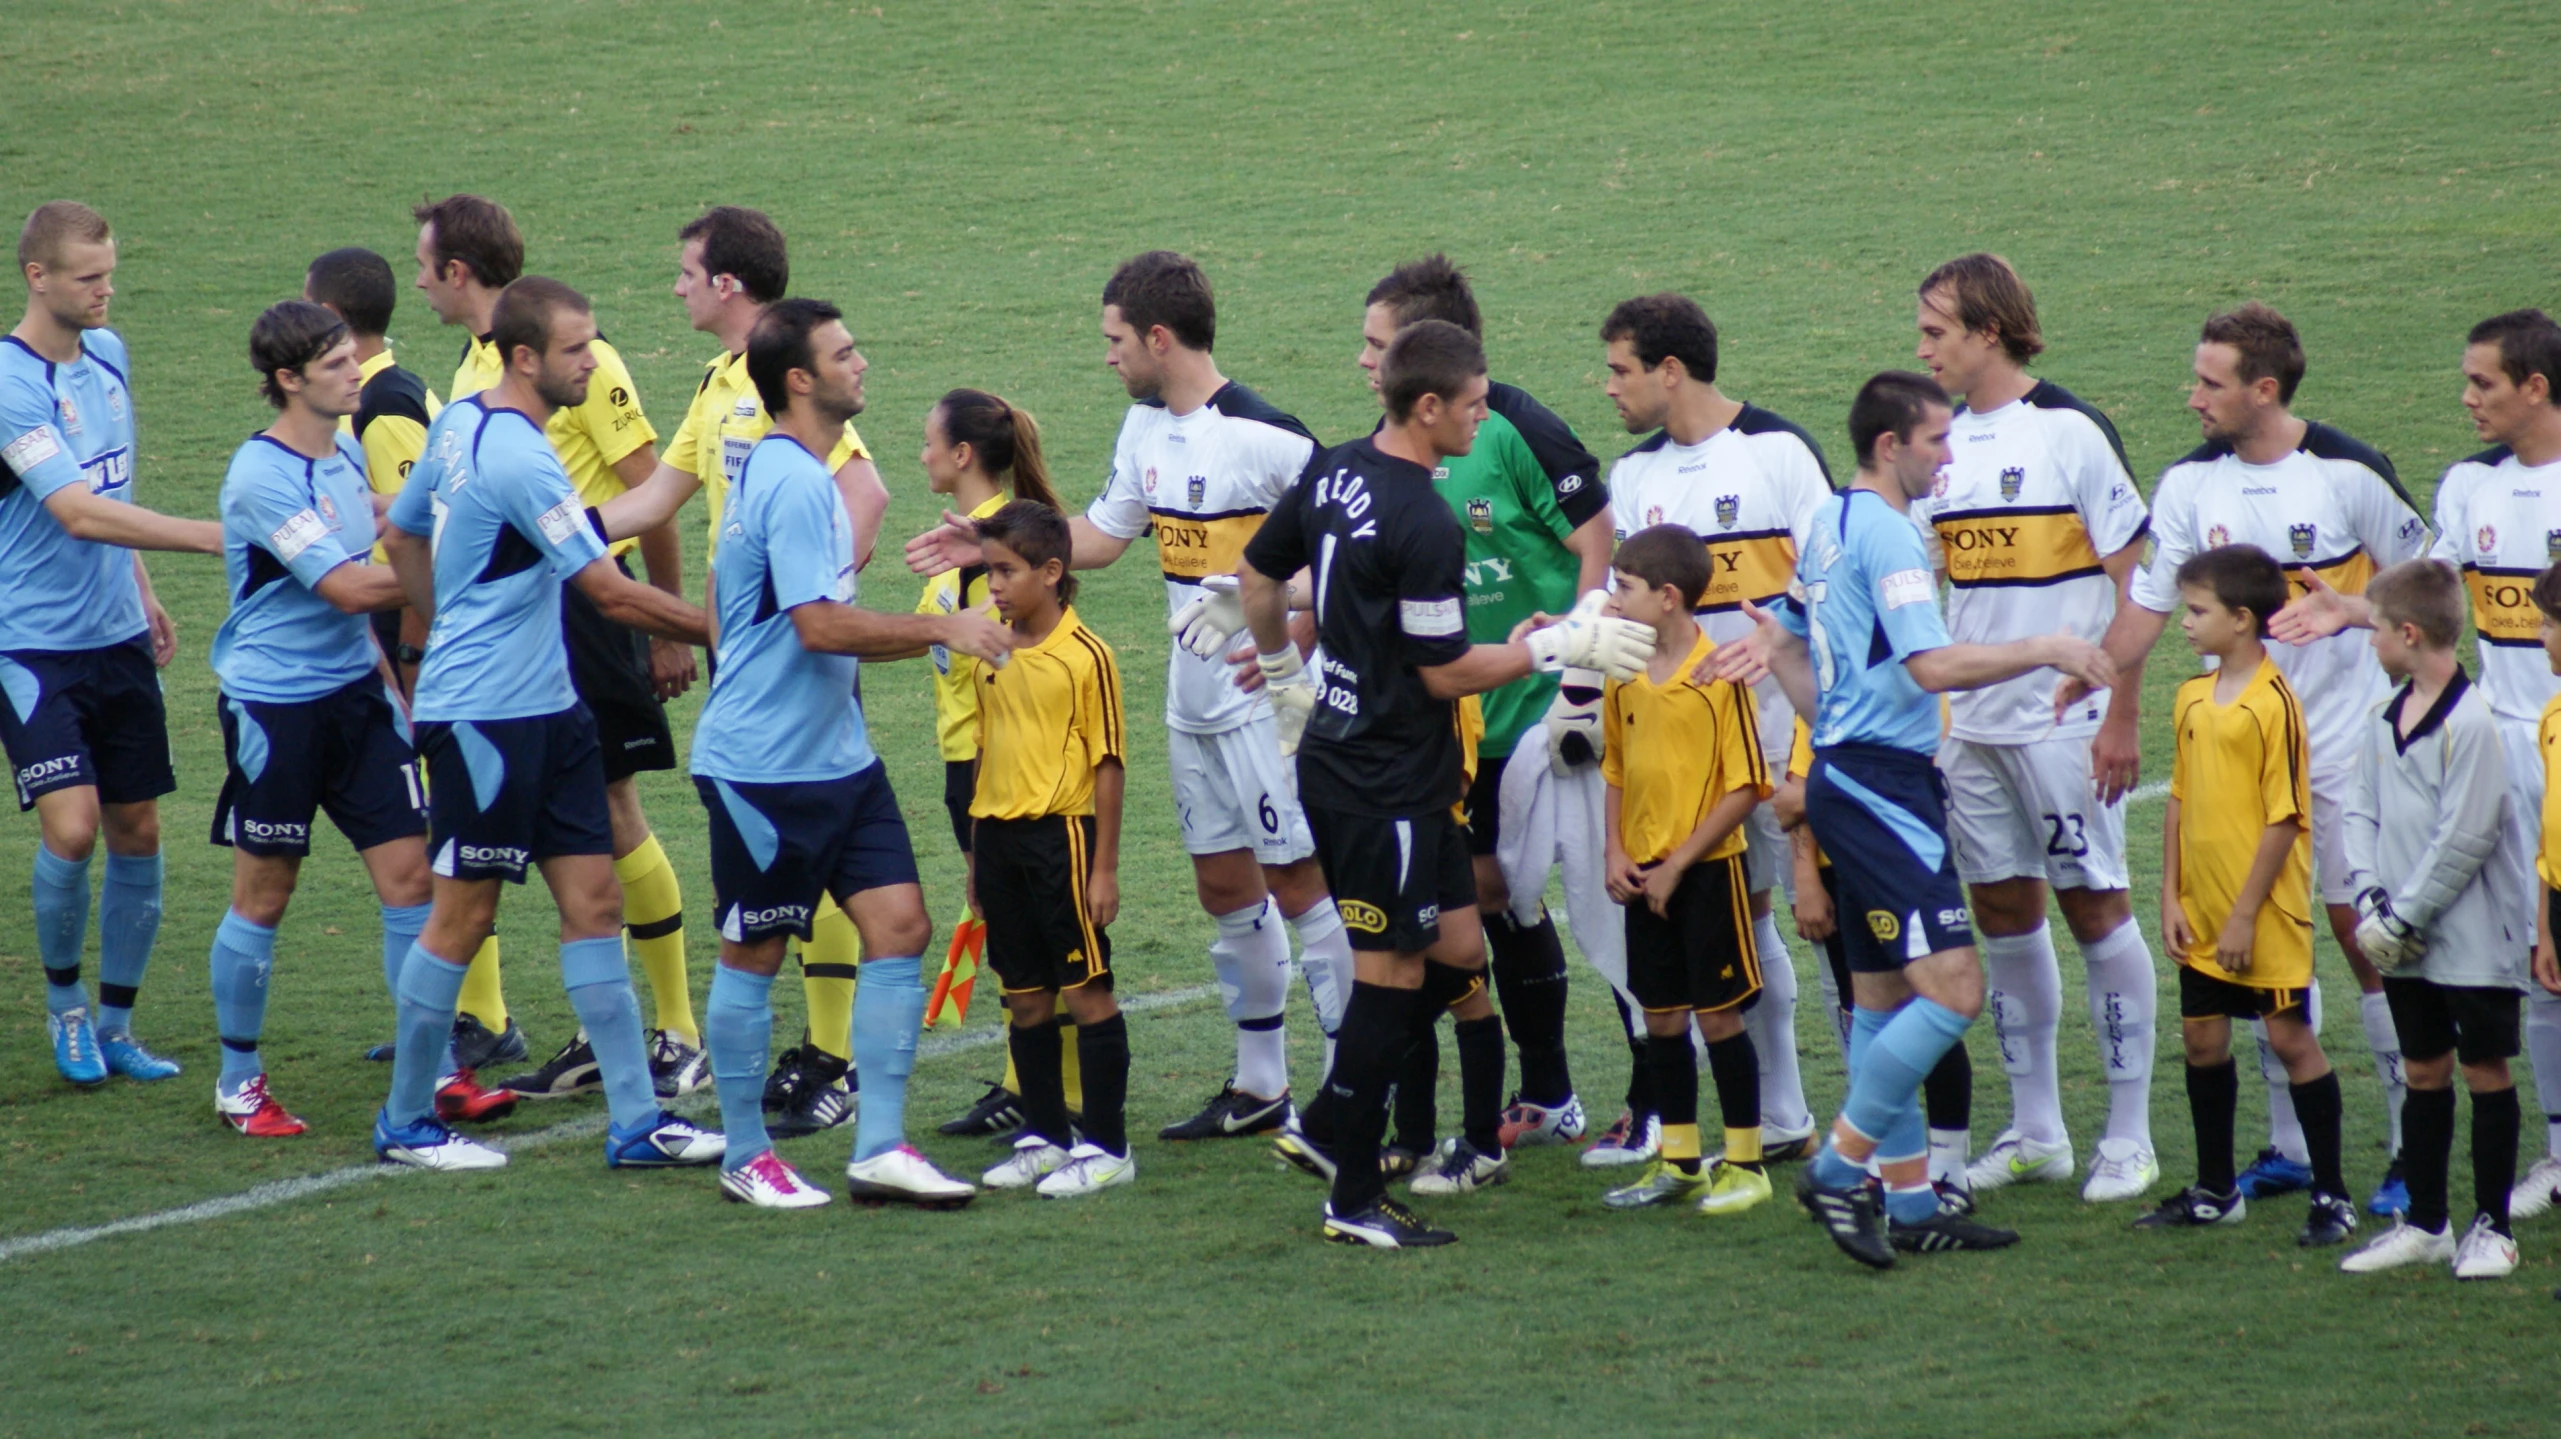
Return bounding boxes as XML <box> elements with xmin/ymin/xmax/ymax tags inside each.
<box><xmin>1148</xmin><ymin>507</ymin><xmax>1266</xmax><ymax>583</ymax></box>
<box><xmin>2465</xmin><ymin>566</ymin><xmax>2545</xmax><ymax>648</ymax></box>
<box><xmin>971</xmin><ymin>609</ymin><xmax>1126</xmax><ymax>820</ymax></box>
<box><xmin>2292</xmin><ymin>547</ymin><xmax>2375</xmax><ymax>599</ymax></box>
<box><xmin>1601</xmin><ymin>628</ymin><xmax>1771</xmax><ymax>865</ymax></box>
<box><xmin>2168</xmin><ymin>657</ymin><xmax>2313</xmax><ymax>989</ymax></box>
<box><xmin>2539</xmin><ymin>692</ymin><xmax>2561</xmax><ymax>890</ymax></box>
<box><xmin>1697</xmin><ymin>528</ymin><xmax>1798</xmax><ymax>613</ymax></box>
<box><xmin>1454</xmin><ymin>693</ymin><xmax>1485</xmax><ymax>823</ymax></box>
<box><xmin>1933</xmin><ymin>505</ymin><xmax>2104</xmax><ymax>589</ymax></box>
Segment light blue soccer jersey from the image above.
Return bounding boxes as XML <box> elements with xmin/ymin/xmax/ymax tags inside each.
<box><xmin>1778</xmin><ymin>488</ymin><xmax>1950</xmax><ymax>755</ymax></box>
<box><xmin>386</xmin><ymin>395</ymin><xmax>607</xmax><ymax>722</ymax></box>
<box><xmin>689</xmin><ymin>433</ymin><xmax>873</xmax><ymax>783</ymax></box>
<box><xmin>0</xmin><ymin>330</ymin><xmax>145</xmax><ymax>651</ymax></box>
<box><xmin>211</xmin><ymin>433</ymin><xmax>380</xmax><ymax>702</ymax></box>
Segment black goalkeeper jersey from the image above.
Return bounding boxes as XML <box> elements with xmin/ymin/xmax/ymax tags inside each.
<box><xmin>1245</xmin><ymin>436</ymin><xmax>1472</xmax><ymax>817</ymax></box>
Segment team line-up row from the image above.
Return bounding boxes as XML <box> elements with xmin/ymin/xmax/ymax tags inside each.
<box><xmin>6</xmin><ymin>195</ymin><xmax>2561</xmax><ymax>1265</ymax></box>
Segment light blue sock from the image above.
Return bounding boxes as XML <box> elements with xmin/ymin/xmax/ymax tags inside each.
<box><xmin>33</xmin><ymin>845</ymin><xmax>91</xmax><ymax>1016</ymax></box>
<box><xmin>705</xmin><ymin>965</ymin><xmax>776</xmax><ymax>1172</ymax></box>
<box><xmin>1843</xmin><ymin>997</ymin><xmax>1972</xmax><ymax>1142</ymax></box>
<box><xmin>208</xmin><ymin>911</ymin><xmax>277</xmax><ymax>1089</ymax></box>
<box><xmin>388</xmin><ymin>942</ymin><xmax>468</xmax><ymax>1126</ymax></box>
<box><xmin>562</xmin><ymin>936</ymin><xmax>656</xmax><ymax>1131</ymax></box>
<box><xmin>1813</xmin><ymin>1006</ymin><xmax>1898</xmax><ymax>1189</ymax></box>
<box><xmin>94</xmin><ymin>851</ymin><xmax>163</xmax><ymax>1036</ymax></box>
<box><xmin>850</xmin><ymin>955</ymin><xmax>924</xmax><ymax>1162</ymax></box>
<box><xmin>381</xmin><ymin>903</ymin><xmax>430</xmax><ymax>1002</ymax></box>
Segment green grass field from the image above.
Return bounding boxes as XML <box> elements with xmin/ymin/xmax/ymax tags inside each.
<box><xmin>4</xmin><ymin>2</ymin><xmax>2558</xmax><ymax>1434</ymax></box>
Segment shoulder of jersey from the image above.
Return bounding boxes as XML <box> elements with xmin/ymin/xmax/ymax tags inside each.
<box><xmin>333</xmin><ymin>432</ymin><xmax>368</xmax><ymax>468</ymax></box>
<box><xmin>1206</xmin><ymin>381</ymin><xmax>1317</xmax><ymax>444</ymax></box>
<box><xmin>2453</xmin><ymin>443</ymin><xmax>2515</xmax><ymax>474</ymax></box>
<box><xmin>693</xmin><ymin>354</ymin><xmax>724</xmax><ymax>397</ymax></box>
<box><xmin>2299</xmin><ymin>421</ymin><xmax>2413</xmax><ymax>506</ymax></box>
<box><xmin>2165</xmin><ymin>437</ymin><xmax>2233</xmax><ymax>475</ymax></box>
<box><xmin>1733</xmin><ymin>403</ymin><xmax>1835</xmax><ymax>486</ymax></box>
<box><xmin>355</xmin><ymin>364</ymin><xmax>432</xmax><ymax>432</ymax></box>
<box><xmin>1615</xmin><ymin>429</ymin><xmax>1672</xmax><ymax>462</ymax></box>
<box><xmin>1484</xmin><ymin>381</ymin><xmax>1574</xmax><ymax>445</ymax></box>
<box><xmin>84</xmin><ymin>327</ymin><xmax>130</xmax><ymax>379</ymax></box>
<box><xmin>2023</xmin><ymin>378</ymin><xmax>2133</xmax><ymax>474</ymax></box>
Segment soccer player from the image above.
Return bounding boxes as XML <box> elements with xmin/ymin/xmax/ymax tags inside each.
<box><xmin>1596</xmin><ymin>524</ymin><xmax>1774</xmax><ymax>1217</ymax></box>
<box><xmin>1912</xmin><ymin>254</ymin><xmax>2162</xmax><ymax>1201</ymax></box>
<box><xmin>1238</xmin><ymin>319</ymin><xmax>1657</xmax><ymax>1247</ymax></box>
<box><xmin>909</xmin><ymin>252</ymin><xmax>1354</xmax><ymax>1144</ymax></box>
<box><xmin>408</xmin><ymin>194</ymin><xmax>704</xmax><ymax>1096</ymax></box>
<box><xmin>603</xmin><ymin>206</ymin><xmax>892</xmax><ymax>1133</ymax></box>
<box><xmin>206</xmin><ymin>301</ymin><xmax>462</xmax><ymax>1135</ymax></box>
<box><xmin>2</xmin><ymin>200</ymin><xmax>222</xmax><ymax>1087</ymax></box>
<box><xmin>2334</xmin><ymin>560</ymin><xmax>2533</xmax><ymax>1278</ymax></box>
<box><xmin>693</xmin><ymin>300</ymin><xmax>1006</xmax><ymax>1208</ymax></box>
<box><xmin>1600</xmin><ymin>293</ymin><xmax>1826</xmax><ymax>1164</ymax></box>
<box><xmin>1719</xmin><ymin>371</ymin><xmax>2111</xmax><ymax>1267</ymax></box>
<box><xmin>2129</xmin><ymin>545</ymin><xmax>2355</xmax><ymax>1246</ymax></box>
<box><xmin>2272</xmin><ymin>310</ymin><xmax>2561</xmax><ymax>1224</ymax></box>
<box><xmin>2088</xmin><ymin>303</ymin><xmax>2425</xmax><ymax>1212</ymax></box>
<box><xmin>375</xmin><ymin>276</ymin><xmax>720</xmax><ymax>1172</ymax></box>
<box><xmin>967</xmin><ymin>501</ymin><xmax>1136</xmax><ymax>1197</ymax></box>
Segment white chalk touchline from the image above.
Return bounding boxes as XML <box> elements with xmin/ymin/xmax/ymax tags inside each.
<box><xmin>0</xmin><ymin>982</ymin><xmax>1220</xmax><ymax>1265</ymax></box>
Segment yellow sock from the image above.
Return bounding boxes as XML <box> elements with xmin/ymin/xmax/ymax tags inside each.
<box><xmin>456</xmin><ymin>935</ymin><xmax>506</xmax><ymax>1031</ymax></box>
<box><xmin>1058</xmin><ymin>993</ymin><xmax>1084</xmax><ymax>1114</ymax></box>
<box><xmin>802</xmin><ymin>896</ymin><xmax>859</xmax><ymax>1061</ymax></box>
<box><xmin>614</xmin><ymin>835</ymin><xmax>695</xmax><ymax>1045</ymax></box>
<box><xmin>1662</xmin><ymin>1122</ymin><xmax>1703</xmax><ymax>1166</ymax></box>
<box><xmin>1724</xmin><ymin>1126</ymin><xmax>1764</xmax><ymax>1166</ymax></box>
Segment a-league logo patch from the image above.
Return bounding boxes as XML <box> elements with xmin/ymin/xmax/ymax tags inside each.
<box><xmin>1866</xmin><ymin>910</ymin><xmax>1901</xmax><ymax>942</ymax></box>
<box><xmin>2288</xmin><ymin>522</ymin><xmax>2315</xmax><ymax>558</ymax></box>
<box><xmin>1143</xmin><ymin>466</ymin><xmax>1158</xmax><ymax>495</ymax></box>
<box><xmin>1338</xmin><ymin>900</ymin><xmax>1388</xmax><ymax>934</ymax></box>
<box><xmin>1713</xmin><ymin>494</ymin><xmax>1740</xmax><ymax>529</ymax></box>
<box><xmin>1186</xmin><ymin>475</ymin><xmax>1206</xmax><ymax>507</ymax></box>
<box><xmin>1645</xmin><ymin>505</ymin><xmax>1663</xmax><ymax>527</ymax></box>
<box><xmin>2479</xmin><ymin>525</ymin><xmax>2498</xmax><ymax>554</ymax></box>
<box><xmin>1998</xmin><ymin>466</ymin><xmax>2025</xmax><ymax>501</ymax></box>
<box><xmin>1466</xmin><ymin>497</ymin><xmax>1494</xmax><ymax>534</ymax></box>
<box><xmin>2205</xmin><ymin>524</ymin><xmax>2230</xmax><ymax>548</ymax></box>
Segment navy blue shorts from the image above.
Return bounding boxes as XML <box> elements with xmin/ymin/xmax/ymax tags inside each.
<box><xmin>212</xmin><ymin>678</ymin><xmax>426</xmax><ymax>857</ymax></box>
<box><xmin>1803</xmin><ymin>743</ymin><xmax>1973</xmax><ymax>972</ymax></box>
<box><xmin>698</xmin><ymin>761</ymin><xmax>920</xmax><ymax>945</ymax></box>
<box><xmin>416</xmin><ymin>705</ymin><xmax>612</xmax><ymax>883</ymax></box>
<box><xmin>0</xmin><ymin>636</ymin><xmax>174</xmax><ymax>811</ymax></box>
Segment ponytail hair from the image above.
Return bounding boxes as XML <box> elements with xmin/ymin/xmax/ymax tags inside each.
<box><xmin>937</xmin><ymin>388</ymin><xmax>1062</xmax><ymax>512</ymax></box>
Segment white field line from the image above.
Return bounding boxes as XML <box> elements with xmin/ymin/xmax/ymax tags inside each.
<box><xmin>0</xmin><ymin>982</ymin><xmax>1219</xmax><ymax>1265</ymax></box>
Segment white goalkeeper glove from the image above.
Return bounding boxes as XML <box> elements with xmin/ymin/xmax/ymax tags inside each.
<box><xmin>2353</xmin><ymin>886</ymin><xmax>2426</xmax><ymax>972</ymax></box>
<box><xmin>1524</xmin><ymin>590</ymin><xmax>1655</xmax><ymax>682</ymax></box>
<box><xmin>1543</xmin><ymin>669</ymin><xmax>1605</xmax><ymax>775</ymax></box>
<box><xmin>1170</xmin><ymin>574</ymin><xmax>1248</xmax><ymax>661</ymax></box>
<box><xmin>1257</xmin><ymin>644</ymin><xmax>1317</xmax><ymax>758</ymax></box>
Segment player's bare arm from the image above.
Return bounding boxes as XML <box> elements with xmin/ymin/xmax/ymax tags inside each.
<box><xmin>1088</xmin><ymin>757</ymin><xmax>1124</xmax><ymax>930</ymax></box>
<box><xmin>2085</xmin><ymin>540</ymin><xmax>2149</xmax><ymax>801</ymax></box>
<box><xmin>382</xmin><ymin>526</ymin><xmax>436</xmax><ymax>622</ymax></box>
<box><xmin>786</xmin><ymin>598</ymin><xmax>1016</xmax><ymax>665</ymax></box>
<box><xmin>2159</xmin><ymin>796</ymin><xmax>2194</xmax><ymax>955</ymax></box>
<box><xmin>2216</xmin><ymin>816</ymin><xmax>2300</xmax><ymax>976</ymax></box>
<box><xmin>41</xmin><ymin>484</ymin><xmax>221</xmax><ymax>554</ymax></box>
<box><xmin>570</xmin><ymin>556</ymin><xmax>710</xmax><ymax>647</ymax></box>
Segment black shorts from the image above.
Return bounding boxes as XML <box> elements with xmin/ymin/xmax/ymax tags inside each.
<box><xmin>1305</xmin><ymin>803</ymin><xmax>1477</xmax><ymax>955</ymax></box>
<box><xmin>1624</xmin><ymin>852</ymin><xmax>1764</xmax><ymax>1014</ymax></box>
<box><xmin>0</xmin><ymin>636</ymin><xmax>174</xmax><ymax>810</ymax></box>
<box><xmin>561</xmin><ymin>558</ymin><xmax>673</xmax><ymax>781</ymax></box>
<box><xmin>944</xmin><ymin>758</ymin><xmax>979</xmax><ymax>854</ymax></box>
<box><xmin>698</xmin><ymin>761</ymin><xmax>920</xmax><ymax>944</ymax></box>
<box><xmin>1461</xmin><ymin>752</ymin><xmax>1507</xmax><ymax>856</ymax></box>
<box><xmin>212</xmin><ymin>678</ymin><xmax>426</xmax><ymax>858</ymax></box>
<box><xmin>417</xmin><ymin>705</ymin><xmax>612</xmax><ymax>883</ymax></box>
<box><xmin>2383</xmin><ymin>976</ymin><xmax>2522</xmax><ymax>1067</ymax></box>
<box><xmin>2178</xmin><ymin>964</ymin><xmax>2311</xmax><ymax>1021</ymax></box>
<box><xmin>1803</xmin><ymin>743</ymin><xmax>1973</xmax><ymax>973</ymax></box>
<box><xmin>975</xmin><ymin>814</ymin><xmax>1112</xmax><ymax>993</ymax></box>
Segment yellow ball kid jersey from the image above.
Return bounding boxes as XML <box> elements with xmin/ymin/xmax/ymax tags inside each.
<box><xmin>2538</xmin><ymin>690</ymin><xmax>2561</xmax><ymax>890</ymax></box>
<box><xmin>2170</xmin><ymin>656</ymin><xmax>2314</xmax><ymax>987</ymax></box>
<box><xmin>917</xmin><ymin>492</ymin><xmax>1010</xmax><ymax>762</ymax></box>
<box><xmin>1601</xmin><ymin>626</ymin><xmax>1771</xmax><ymax>866</ymax></box>
<box><xmin>970</xmin><ymin>608</ymin><xmax>1126</xmax><ymax>820</ymax></box>
<box><xmin>663</xmin><ymin>347</ymin><xmax>869</xmax><ymax>556</ymax></box>
<box><xmin>451</xmin><ymin>334</ymin><xmax>654</xmax><ymax>558</ymax></box>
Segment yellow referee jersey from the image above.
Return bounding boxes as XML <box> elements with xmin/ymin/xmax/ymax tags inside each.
<box><xmin>452</xmin><ymin>333</ymin><xmax>655</xmax><ymax>557</ymax></box>
<box><xmin>2537</xmin><ymin>691</ymin><xmax>2561</xmax><ymax>891</ymax></box>
<box><xmin>663</xmin><ymin>347</ymin><xmax>869</xmax><ymax>554</ymax></box>
<box><xmin>918</xmin><ymin>492</ymin><xmax>1010</xmax><ymax>762</ymax></box>
<box><xmin>343</xmin><ymin>348</ymin><xmax>440</xmax><ymax>563</ymax></box>
<box><xmin>2169</xmin><ymin>656</ymin><xmax>2313</xmax><ymax>987</ymax></box>
<box><xmin>971</xmin><ymin>608</ymin><xmax>1125</xmax><ymax>821</ymax></box>
<box><xmin>1602</xmin><ymin>626</ymin><xmax>1770</xmax><ymax>866</ymax></box>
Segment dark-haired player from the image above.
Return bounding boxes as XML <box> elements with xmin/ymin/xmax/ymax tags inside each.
<box><xmin>1599</xmin><ymin>292</ymin><xmax>1827</xmax><ymax>1166</ymax></box>
<box><xmin>1240</xmin><ymin>320</ymin><xmax>1656</xmax><ymax>1247</ymax></box>
<box><xmin>3</xmin><ymin>201</ymin><xmax>222</xmax><ymax>1087</ymax></box>
<box><xmin>2087</xmin><ymin>302</ymin><xmax>2427</xmax><ymax>1211</ymax></box>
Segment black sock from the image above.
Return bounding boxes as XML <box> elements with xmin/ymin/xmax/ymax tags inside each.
<box><xmin>2188</xmin><ymin>1058</ymin><xmax>2239</xmax><ymax>1194</ymax></box>
<box><xmin>1615</xmin><ymin>991</ymin><xmax>1655</xmax><ymax>1117</ymax></box>
<box><xmin>1391</xmin><ymin>1023</ymin><xmax>1438</xmax><ymax>1151</ymax></box>
<box><xmin>1488</xmin><ymin>911</ymin><xmax>1573</xmax><ymax>1104</ymax></box>
<box><xmin>1075</xmin><ymin>1014</ymin><xmax>1131</xmax><ymax>1158</ymax></box>
<box><xmin>1705</xmin><ymin>1030</ymin><xmax>1762</xmax><ymax>1169</ymax></box>
<box><xmin>1008</xmin><ymin>1018</ymin><xmax>1072</xmax><ymax>1148</ymax></box>
<box><xmin>2290</xmin><ymin>1071</ymin><xmax>2347</xmax><ymax>1202</ymax></box>
<box><xmin>1454</xmin><ymin>1014</ymin><xmax>1506</xmax><ymax>1153</ymax></box>
<box><xmin>1327</xmin><ymin>982</ymin><xmax>1427</xmax><ymax>1214</ymax></box>
<box><xmin>1644</xmin><ymin>1032</ymin><xmax>1698</xmax><ymax>1170</ymax></box>
<box><xmin>2473</xmin><ymin>1085</ymin><xmax>2521</xmax><ymax>1235</ymax></box>
<box><xmin>2402</xmin><ymin>1086</ymin><xmax>2457</xmax><ymax>1234</ymax></box>
<box><xmin>1923</xmin><ymin>1040</ymin><xmax>1972</xmax><ymax>1132</ymax></box>
<box><xmin>1300</xmin><ymin>1082</ymin><xmax>1337</xmax><ymax>1146</ymax></box>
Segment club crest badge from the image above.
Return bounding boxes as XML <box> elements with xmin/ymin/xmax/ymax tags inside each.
<box><xmin>1998</xmin><ymin>466</ymin><xmax>2025</xmax><ymax>501</ymax></box>
<box><xmin>1645</xmin><ymin>505</ymin><xmax>1663</xmax><ymax>527</ymax></box>
<box><xmin>1466</xmin><ymin>497</ymin><xmax>1494</xmax><ymax>534</ymax></box>
<box><xmin>2288</xmin><ymin>522</ymin><xmax>2315</xmax><ymax>558</ymax></box>
<box><xmin>2479</xmin><ymin>525</ymin><xmax>2498</xmax><ymax>555</ymax></box>
<box><xmin>1186</xmin><ymin>475</ymin><xmax>1206</xmax><ymax>507</ymax></box>
<box><xmin>2206</xmin><ymin>524</ymin><xmax>2230</xmax><ymax>548</ymax></box>
<box><xmin>1930</xmin><ymin>470</ymin><xmax>1949</xmax><ymax>498</ymax></box>
<box><xmin>1714</xmin><ymin>494</ymin><xmax>1740</xmax><ymax>529</ymax></box>
<box><xmin>1143</xmin><ymin>466</ymin><xmax>1158</xmax><ymax>496</ymax></box>
<box><xmin>107</xmin><ymin>388</ymin><xmax>124</xmax><ymax>422</ymax></box>
<box><xmin>317</xmin><ymin>495</ymin><xmax>340</xmax><ymax>529</ymax></box>
<box><xmin>57</xmin><ymin>396</ymin><xmax>81</xmax><ymax>437</ymax></box>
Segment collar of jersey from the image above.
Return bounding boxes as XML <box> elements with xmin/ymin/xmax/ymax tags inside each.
<box><xmin>1631</xmin><ymin>623</ymin><xmax>1714</xmax><ymax>691</ymax></box>
<box><xmin>2382</xmin><ymin>667</ymin><xmax>2471</xmax><ymax>753</ymax></box>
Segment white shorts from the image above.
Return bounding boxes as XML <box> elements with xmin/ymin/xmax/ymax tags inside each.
<box><xmin>2308</xmin><ymin>770</ymin><xmax>2358</xmax><ymax>908</ymax></box>
<box><xmin>1169</xmin><ymin>717</ymin><xmax>1316</xmax><ymax>866</ymax></box>
<box><xmin>1938</xmin><ymin>734</ymin><xmax>2128</xmax><ymax>892</ymax></box>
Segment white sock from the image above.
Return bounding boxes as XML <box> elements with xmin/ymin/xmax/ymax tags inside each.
<box><xmin>2525</xmin><ymin>990</ymin><xmax>2561</xmax><ymax>1160</ymax></box>
<box><xmin>2253</xmin><ymin>1012</ymin><xmax>2309</xmax><ymax>1166</ymax></box>
<box><xmin>1982</xmin><ymin>925</ymin><xmax>2066</xmax><ymax>1147</ymax></box>
<box><xmin>1210</xmin><ymin>899</ymin><xmax>1292</xmax><ymax>1099</ymax></box>
<box><xmin>1746</xmin><ymin>907</ymin><xmax>1812</xmax><ymax>1133</ymax></box>
<box><xmin>2357</xmin><ymin>986</ymin><xmax>2406</xmax><ymax>1155</ymax></box>
<box><xmin>1929</xmin><ymin>1128</ymin><xmax>1972</xmax><ymax>1187</ymax></box>
<box><xmin>2080</xmin><ymin>919</ymin><xmax>2157</xmax><ymax>1150</ymax></box>
<box><xmin>1287</xmin><ymin>897</ymin><xmax>1354</xmax><ymax>1075</ymax></box>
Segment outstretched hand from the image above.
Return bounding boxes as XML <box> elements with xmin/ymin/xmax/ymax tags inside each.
<box><xmin>2268</xmin><ymin>567</ymin><xmax>2349</xmax><ymax>646</ymax></box>
<box><xmin>1699</xmin><ymin>598</ymin><xmax>1783</xmax><ymax>686</ymax></box>
<box><xmin>903</xmin><ymin>510</ymin><xmax>984</xmax><ymax>578</ymax></box>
